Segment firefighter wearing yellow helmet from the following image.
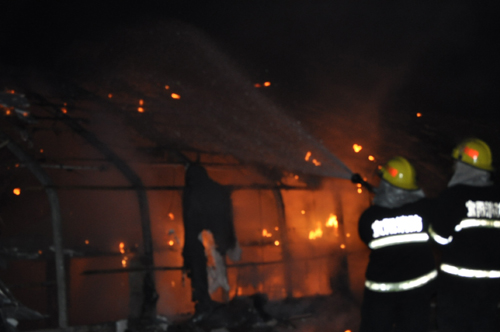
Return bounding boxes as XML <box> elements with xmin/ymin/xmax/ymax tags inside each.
<box><xmin>358</xmin><ymin>157</ymin><xmax>436</xmax><ymax>332</ymax></box>
<box><xmin>430</xmin><ymin>138</ymin><xmax>500</xmax><ymax>331</ymax></box>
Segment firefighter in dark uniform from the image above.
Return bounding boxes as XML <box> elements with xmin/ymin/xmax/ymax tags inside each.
<box><xmin>429</xmin><ymin>138</ymin><xmax>500</xmax><ymax>332</ymax></box>
<box><xmin>358</xmin><ymin>157</ymin><xmax>437</xmax><ymax>332</ymax></box>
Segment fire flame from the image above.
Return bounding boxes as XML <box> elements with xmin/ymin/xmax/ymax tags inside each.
<box><xmin>139</xmin><ymin>99</ymin><xmax>144</xmax><ymax>106</ymax></box>
<box><xmin>108</xmin><ymin>93</ymin><xmax>113</xmax><ymax>98</ymax></box>
<box><xmin>121</xmin><ymin>257</ymin><xmax>128</xmax><ymax>268</ymax></box>
<box><xmin>168</xmin><ymin>240</ymin><xmax>174</xmax><ymax>246</ymax></box>
<box><xmin>13</xmin><ymin>188</ymin><xmax>21</xmax><ymax>196</ymax></box>
<box><xmin>312</xmin><ymin>159</ymin><xmax>321</xmax><ymax>166</ymax></box>
<box><xmin>304</xmin><ymin>151</ymin><xmax>311</xmax><ymax>161</ymax></box>
<box><xmin>168</xmin><ymin>213</ymin><xmax>175</xmax><ymax>220</ymax></box>
<box><xmin>309</xmin><ymin>224</ymin><xmax>323</xmax><ymax>240</ymax></box>
<box><xmin>137</xmin><ymin>107</ymin><xmax>144</xmax><ymax>113</ymax></box>
<box><xmin>85</xmin><ymin>240</ymin><xmax>89</xmax><ymax>245</ymax></box>
<box><xmin>274</xmin><ymin>240</ymin><xmax>280</xmax><ymax>246</ymax></box>
<box><xmin>262</xmin><ymin>229</ymin><xmax>272</xmax><ymax>237</ymax></box>
<box><xmin>61</xmin><ymin>107</ymin><xmax>68</xmax><ymax>114</ymax></box>
<box><xmin>325</xmin><ymin>214</ymin><xmax>338</xmax><ymax>228</ymax></box>
<box><xmin>368</xmin><ymin>155</ymin><xmax>375</xmax><ymax>161</ymax></box>
<box><xmin>165</xmin><ymin>85</ymin><xmax>170</xmax><ymax>90</ymax></box>
<box><xmin>264</xmin><ymin>81</ymin><xmax>271</xmax><ymax>87</ymax></box>
<box><xmin>353</xmin><ymin>144</ymin><xmax>362</xmax><ymax>153</ymax></box>
<box><xmin>119</xmin><ymin>242</ymin><xmax>125</xmax><ymax>254</ymax></box>
<box><xmin>171</xmin><ymin>93</ymin><xmax>181</xmax><ymax>99</ymax></box>
<box><xmin>340</xmin><ymin>244</ymin><xmax>346</xmax><ymax>249</ymax></box>
<box><xmin>254</xmin><ymin>83</ymin><xmax>262</xmax><ymax>88</ymax></box>
<box><xmin>357</xmin><ymin>188</ymin><xmax>362</xmax><ymax>194</ymax></box>
<box><xmin>40</xmin><ymin>149</ymin><xmax>44</xmax><ymax>153</ymax></box>
<box><xmin>416</xmin><ymin>113</ymin><xmax>422</xmax><ymax>117</ymax></box>
<box><xmin>301</xmin><ymin>210</ymin><xmax>306</xmax><ymax>214</ymax></box>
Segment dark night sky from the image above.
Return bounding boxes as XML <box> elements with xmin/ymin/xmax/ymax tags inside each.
<box><xmin>2</xmin><ymin>1</ymin><xmax>500</xmax><ymax>176</ymax></box>
<box><xmin>2</xmin><ymin>1</ymin><xmax>499</xmax><ymax>113</ymax></box>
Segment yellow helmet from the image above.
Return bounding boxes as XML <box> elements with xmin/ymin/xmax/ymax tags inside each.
<box><xmin>380</xmin><ymin>157</ymin><xmax>419</xmax><ymax>190</ymax></box>
<box><xmin>452</xmin><ymin>138</ymin><xmax>494</xmax><ymax>171</ymax></box>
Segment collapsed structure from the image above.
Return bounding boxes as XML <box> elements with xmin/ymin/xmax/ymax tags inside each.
<box><xmin>0</xmin><ymin>20</ymin><xmax>377</xmax><ymax>330</ymax></box>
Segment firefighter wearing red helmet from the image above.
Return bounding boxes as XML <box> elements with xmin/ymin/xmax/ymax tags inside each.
<box><xmin>430</xmin><ymin>138</ymin><xmax>500</xmax><ymax>332</ymax></box>
<box><xmin>358</xmin><ymin>157</ymin><xmax>437</xmax><ymax>332</ymax></box>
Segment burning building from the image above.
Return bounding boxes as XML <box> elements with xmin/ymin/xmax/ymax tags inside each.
<box><xmin>0</xmin><ymin>19</ymin><xmax>382</xmax><ymax>331</ymax></box>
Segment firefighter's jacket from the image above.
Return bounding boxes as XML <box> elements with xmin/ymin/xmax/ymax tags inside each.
<box><xmin>358</xmin><ymin>199</ymin><xmax>437</xmax><ymax>291</ymax></box>
<box><xmin>430</xmin><ymin>184</ymin><xmax>500</xmax><ymax>278</ymax></box>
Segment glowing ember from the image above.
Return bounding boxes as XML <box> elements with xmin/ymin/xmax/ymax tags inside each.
<box><xmin>5</xmin><ymin>109</ymin><xmax>11</xmax><ymax>115</ymax></box>
<box><xmin>309</xmin><ymin>225</ymin><xmax>323</xmax><ymax>240</ymax></box>
<box><xmin>121</xmin><ymin>257</ymin><xmax>128</xmax><ymax>268</ymax></box>
<box><xmin>171</xmin><ymin>93</ymin><xmax>181</xmax><ymax>99</ymax></box>
<box><xmin>85</xmin><ymin>240</ymin><xmax>89</xmax><ymax>245</ymax></box>
<box><xmin>254</xmin><ymin>83</ymin><xmax>262</xmax><ymax>88</ymax></box>
<box><xmin>139</xmin><ymin>99</ymin><xmax>144</xmax><ymax>106</ymax></box>
<box><xmin>168</xmin><ymin>213</ymin><xmax>175</xmax><ymax>220</ymax></box>
<box><xmin>274</xmin><ymin>240</ymin><xmax>280</xmax><ymax>246</ymax></box>
<box><xmin>294</xmin><ymin>175</ymin><xmax>299</xmax><ymax>180</ymax></box>
<box><xmin>108</xmin><ymin>93</ymin><xmax>113</xmax><ymax>98</ymax></box>
<box><xmin>119</xmin><ymin>242</ymin><xmax>125</xmax><ymax>254</ymax></box>
<box><xmin>168</xmin><ymin>240</ymin><xmax>174</xmax><ymax>246</ymax></box>
<box><xmin>40</xmin><ymin>149</ymin><xmax>44</xmax><ymax>153</ymax></box>
<box><xmin>301</xmin><ymin>210</ymin><xmax>306</xmax><ymax>214</ymax></box>
<box><xmin>262</xmin><ymin>229</ymin><xmax>272</xmax><ymax>237</ymax></box>
<box><xmin>264</xmin><ymin>81</ymin><xmax>271</xmax><ymax>87</ymax></box>
<box><xmin>237</xmin><ymin>287</ymin><xmax>243</xmax><ymax>295</ymax></box>
<box><xmin>353</xmin><ymin>144</ymin><xmax>363</xmax><ymax>153</ymax></box>
<box><xmin>325</xmin><ymin>214</ymin><xmax>338</xmax><ymax>228</ymax></box>
<box><xmin>346</xmin><ymin>233</ymin><xmax>351</xmax><ymax>237</ymax></box>
<box><xmin>416</xmin><ymin>113</ymin><xmax>422</xmax><ymax>117</ymax></box>
<box><xmin>340</xmin><ymin>244</ymin><xmax>346</xmax><ymax>249</ymax></box>
<box><xmin>368</xmin><ymin>155</ymin><xmax>375</xmax><ymax>161</ymax></box>
<box><xmin>7</xmin><ymin>90</ymin><xmax>15</xmax><ymax>94</ymax></box>
<box><xmin>312</xmin><ymin>159</ymin><xmax>321</xmax><ymax>166</ymax></box>
<box><xmin>38</xmin><ymin>250</ymin><xmax>42</xmax><ymax>254</ymax></box>
<box><xmin>165</xmin><ymin>85</ymin><xmax>170</xmax><ymax>90</ymax></box>
<box><xmin>137</xmin><ymin>107</ymin><xmax>144</xmax><ymax>113</ymax></box>
<box><xmin>304</xmin><ymin>151</ymin><xmax>311</xmax><ymax>161</ymax></box>
<box><xmin>357</xmin><ymin>188</ymin><xmax>363</xmax><ymax>194</ymax></box>
<box><xmin>171</xmin><ymin>281</ymin><xmax>175</xmax><ymax>287</ymax></box>
<box><xmin>275</xmin><ymin>226</ymin><xmax>279</xmax><ymax>231</ymax></box>
<box><xmin>61</xmin><ymin>107</ymin><xmax>68</xmax><ymax>114</ymax></box>
<box><xmin>13</xmin><ymin>188</ymin><xmax>21</xmax><ymax>196</ymax></box>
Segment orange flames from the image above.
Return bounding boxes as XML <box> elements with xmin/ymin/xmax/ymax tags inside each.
<box><xmin>165</xmin><ymin>85</ymin><xmax>170</xmax><ymax>90</ymax></box>
<box><xmin>119</xmin><ymin>242</ymin><xmax>125</xmax><ymax>254</ymax></box>
<box><xmin>262</xmin><ymin>229</ymin><xmax>272</xmax><ymax>237</ymax></box>
<box><xmin>137</xmin><ymin>107</ymin><xmax>144</xmax><ymax>113</ymax></box>
<box><xmin>61</xmin><ymin>107</ymin><xmax>68</xmax><ymax>114</ymax></box>
<box><xmin>168</xmin><ymin>213</ymin><xmax>175</xmax><ymax>220</ymax></box>
<box><xmin>304</xmin><ymin>151</ymin><xmax>311</xmax><ymax>161</ymax></box>
<box><xmin>274</xmin><ymin>240</ymin><xmax>280</xmax><ymax>246</ymax></box>
<box><xmin>263</xmin><ymin>81</ymin><xmax>271</xmax><ymax>87</ymax></box>
<box><xmin>416</xmin><ymin>113</ymin><xmax>422</xmax><ymax>117</ymax></box>
<box><xmin>171</xmin><ymin>93</ymin><xmax>181</xmax><ymax>99</ymax></box>
<box><xmin>309</xmin><ymin>224</ymin><xmax>323</xmax><ymax>240</ymax></box>
<box><xmin>312</xmin><ymin>159</ymin><xmax>321</xmax><ymax>166</ymax></box>
<box><xmin>13</xmin><ymin>188</ymin><xmax>21</xmax><ymax>196</ymax></box>
<box><xmin>85</xmin><ymin>240</ymin><xmax>89</xmax><ymax>245</ymax></box>
<box><xmin>168</xmin><ymin>240</ymin><xmax>174</xmax><ymax>246</ymax></box>
<box><xmin>108</xmin><ymin>93</ymin><xmax>113</xmax><ymax>98</ymax></box>
<box><xmin>368</xmin><ymin>155</ymin><xmax>375</xmax><ymax>161</ymax></box>
<box><xmin>353</xmin><ymin>144</ymin><xmax>362</xmax><ymax>153</ymax></box>
<box><xmin>121</xmin><ymin>257</ymin><xmax>128</xmax><ymax>268</ymax></box>
<box><xmin>325</xmin><ymin>214</ymin><xmax>338</xmax><ymax>228</ymax></box>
